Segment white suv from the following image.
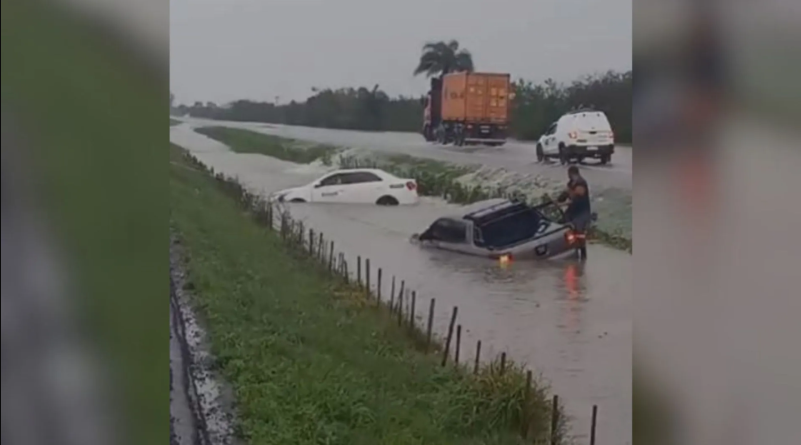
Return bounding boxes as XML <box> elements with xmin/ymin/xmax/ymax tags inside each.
<box><xmin>536</xmin><ymin>109</ymin><xmax>615</xmax><ymax>165</ymax></box>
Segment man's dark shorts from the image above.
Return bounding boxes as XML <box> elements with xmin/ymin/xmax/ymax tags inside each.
<box><xmin>568</xmin><ymin>211</ymin><xmax>592</xmax><ymax>232</ymax></box>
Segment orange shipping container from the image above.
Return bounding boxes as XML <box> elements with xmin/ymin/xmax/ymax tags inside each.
<box><xmin>440</xmin><ymin>72</ymin><xmax>511</xmax><ymax>124</ymax></box>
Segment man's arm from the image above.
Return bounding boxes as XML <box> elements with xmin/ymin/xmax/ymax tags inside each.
<box><xmin>570</xmin><ymin>185</ymin><xmax>586</xmax><ymax>197</ymax></box>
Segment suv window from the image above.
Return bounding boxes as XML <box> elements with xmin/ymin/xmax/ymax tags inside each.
<box><xmin>545</xmin><ymin>123</ymin><xmax>557</xmax><ymax>135</ymax></box>
<box><xmin>318</xmin><ymin>173</ymin><xmax>345</xmax><ymax>187</ymax></box>
<box><xmin>342</xmin><ymin>171</ymin><xmax>382</xmax><ymax>184</ymax></box>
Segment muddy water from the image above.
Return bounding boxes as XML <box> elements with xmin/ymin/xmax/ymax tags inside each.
<box><xmin>171</xmin><ymin>125</ymin><xmax>632</xmax><ymax>444</ymax></box>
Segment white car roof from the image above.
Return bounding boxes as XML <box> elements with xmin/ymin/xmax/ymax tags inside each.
<box><xmin>329</xmin><ymin>168</ymin><xmax>390</xmax><ymax>175</ymax></box>
<box><xmin>318</xmin><ymin>168</ymin><xmax>398</xmax><ymax>179</ymax></box>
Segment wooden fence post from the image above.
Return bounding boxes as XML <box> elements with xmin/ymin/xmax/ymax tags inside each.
<box><xmin>455</xmin><ymin>325</ymin><xmax>461</xmax><ymax>364</ymax></box>
<box><xmin>365</xmin><ymin>259</ymin><xmax>371</xmax><ymax>296</ymax></box>
<box><xmin>425</xmin><ymin>298</ymin><xmax>435</xmax><ymax>353</ymax></box>
<box><xmin>298</xmin><ymin>222</ymin><xmax>304</xmax><ymax>247</ymax></box>
<box><xmin>409</xmin><ymin>291</ymin><xmax>416</xmax><ymax>329</ymax></box>
<box><xmin>522</xmin><ymin>370</ymin><xmax>533</xmax><ymax>438</ymax></box>
<box><xmin>550</xmin><ymin>395</ymin><xmax>559</xmax><ymax>445</ymax></box>
<box><xmin>389</xmin><ymin>276</ymin><xmax>396</xmax><ymax>312</ymax></box>
<box><xmin>397</xmin><ymin>292</ymin><xmax>404</xmax><ymax>325</ymax></box>
<box><xmin>473</xmin><ymin>340</ymin><xmax>481</xmax><ymax>374</ymax></box>
<box><xmin>357</xmin><ymin>256</ymin><xmax>362</xmax><ymax>287</ymax></box>
<box><xmin>377</xmin><ymin>268</ymin><xmax>383</xmax><ymax>304</ymax></box>
<box><xmin>398</xmin><ymin>281</ymin><xmax>405</xmax><ymax>312</ymax></box>
<box><xmin>441</xmin><ymin>306</ymin><xmax>458</xmax><ymax>366</ymax></box>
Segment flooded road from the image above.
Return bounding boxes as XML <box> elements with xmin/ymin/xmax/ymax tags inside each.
<box><xmin>171</xmin><ymin>125</ymin><xmax>632</xmax><ymax>444</ymax></box>
<box><xmin>177</xmin><ymin>117</ymin><xmax>633</xmax><ymax>190</ymax></box>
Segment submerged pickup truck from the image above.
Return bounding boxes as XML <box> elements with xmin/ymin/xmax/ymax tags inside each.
<box><xmin>411</xmin><ymin>198</ymin><xmax>595</xmax><ymax>260</ymax></box>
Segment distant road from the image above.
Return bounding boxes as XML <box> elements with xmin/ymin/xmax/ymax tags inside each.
<box><xmin>178</xmin><ymin>117</ymin><xmax>632</xmax><ymax>190</ymax></box>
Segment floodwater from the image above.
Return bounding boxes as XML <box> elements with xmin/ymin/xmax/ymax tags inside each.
<box><xmin>171</xmin><ymin>125</ymin><xmax>632</xmax><ymax>444</ymax></box>
<box><xmin>178</xmin><ymin>117</ymin><xmax>633</xmax><ymax>190</ymax></box>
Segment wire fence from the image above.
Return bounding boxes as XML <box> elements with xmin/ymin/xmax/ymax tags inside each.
<box><xmin>177</xmin><ymin>149</ymin><xmax>608</xmax><ymax>444</ymax></box>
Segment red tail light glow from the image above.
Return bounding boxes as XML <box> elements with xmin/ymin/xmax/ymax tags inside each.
<box><xmin>565</xmin><ymin>230</ymin><xmax>586</xmax><ymax>245</ymax></box>
<box><xmin>406</xmin><ymin>181</ymin><xmax>417</xmax><ymax>191</ymax></box>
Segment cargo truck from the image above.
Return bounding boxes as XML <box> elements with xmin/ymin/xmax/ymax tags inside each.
<box><xmin>422</xmin><ymin>72</ymin><xmax>511</xmax><ymax>146</ymax></box>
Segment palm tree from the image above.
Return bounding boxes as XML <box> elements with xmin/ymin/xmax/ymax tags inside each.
<box><xmin>413</xmin><ymin>40</ymin><xmax>474</xmax><ymax>78</ymax></box>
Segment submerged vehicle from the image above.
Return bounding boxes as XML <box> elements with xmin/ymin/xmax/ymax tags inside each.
<box><xmin>270</xmin><ymin>168</ymin><xmax>419</xmax><ymax>206</ymax></box>
<box><xmin>411</xmin><ymin>198</ymin><xmax>595</xmax><ymax>260</ymax></box>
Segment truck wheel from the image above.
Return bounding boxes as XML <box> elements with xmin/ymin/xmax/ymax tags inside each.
<box><xmin>599</xmin><ymin>154</ymin><xmax>611</xmax><ymax>165</ymax></box>
<box><xmin>536</xmin><ymin>144</ymin><xmax>545</xmax><ymax>162</ymax></box>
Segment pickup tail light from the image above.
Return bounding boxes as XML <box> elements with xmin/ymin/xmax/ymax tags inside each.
<box><xmin>406</xmin><ymin>181</ymin><xmax>417</xmax><ymax>191</ymax></box>
<box><xmin>568</xmin><ymin>131</ymin><xmax>577</xmax><ymax>139</ymax></box>
<box><xmin>565</xmin><ymin>230</ymin><xmax>586</xmax><ymax>244</ymax></box>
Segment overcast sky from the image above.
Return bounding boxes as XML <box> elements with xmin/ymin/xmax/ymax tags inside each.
<box><xmin>170</xmin><ymin>0</ymin><xmax>631</xmax><ymax>105</ymax></box>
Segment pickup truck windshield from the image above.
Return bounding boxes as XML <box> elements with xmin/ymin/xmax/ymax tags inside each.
<box><xmin>478</xmin><ymin>208</ymin><xmax>542</xmax><ymax>248</ymax></box>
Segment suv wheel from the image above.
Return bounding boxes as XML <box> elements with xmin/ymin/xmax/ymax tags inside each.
<box><xmin>558</xmin><ymin>145</ymin><xmax>568</xmax><ymax>165</ymax></box>
<box><xmin>536</xmin><ymin>144</ymin><xmax>545</xmax><ymax>162</ymax></box>
<box><xmin>599</xmin><ymin>154</ymin><xmax>611</xmax><ymax>165</ymax></box>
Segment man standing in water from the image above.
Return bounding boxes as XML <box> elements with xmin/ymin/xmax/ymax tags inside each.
<box><xmin>557</xmin><ymin>165</ymin><xmax>592</xmax><ymax>258</ymax></box>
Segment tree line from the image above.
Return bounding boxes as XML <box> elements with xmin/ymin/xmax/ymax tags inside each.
<box><xmin>172</xmin><ymin>40</ymin><xmax>631</xmax><ymax>143</ymax></box>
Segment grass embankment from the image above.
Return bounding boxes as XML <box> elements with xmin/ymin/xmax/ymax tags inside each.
<box><xmin>197</xmin><ymin>126</ymin><xmax>631</xmax><ymax>252</ymax></box>
<box><xmin>3</xmin><ymin>2</ymin><xmax>167</xmax><ymax>444</ymax></box>
<box><xmin>195</xmin><ymin>126</ymin><xmax>337</xmax><ymax>164</ymax></box>
<box><xmin>170</xmin><ymin>143</ymin><xmax>561</xmax><ymax>445</ymax></box>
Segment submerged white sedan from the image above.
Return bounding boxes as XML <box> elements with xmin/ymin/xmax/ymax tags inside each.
<box><xmin>270</xmin><ymin>168</ymin><xmax>419</xmax><ymax>206</ymax></box>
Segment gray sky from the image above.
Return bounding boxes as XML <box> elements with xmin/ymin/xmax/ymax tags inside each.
<box><xmin>170</xmin><ymin>0</ymin><xmax>631</xmax><ymax>105</ymax></box>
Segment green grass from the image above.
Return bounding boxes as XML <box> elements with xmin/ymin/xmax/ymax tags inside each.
<box><xmin>196</xmin><ymin>126</ymin><xmax>337</xmax><ymax>164</ymax></box>
<box><xmin>170</xmin><ymin>144</ymin><xmax>563</xmax><ymax>445</ymax></box>
<box><xmin>3</xmin><ymin>2</ymin><xmax>166</xmax><ymax>445</ymax></box>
